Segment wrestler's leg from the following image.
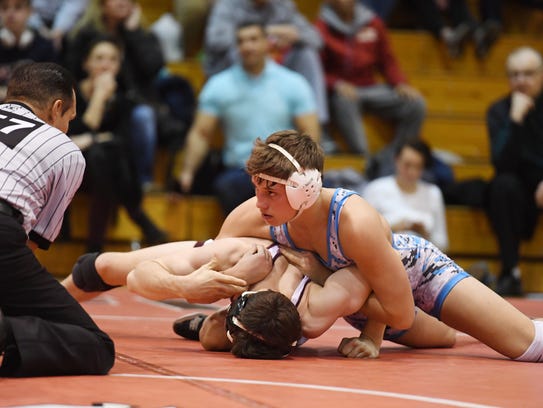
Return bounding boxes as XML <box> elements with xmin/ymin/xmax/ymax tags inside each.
<box><xmin>63</xmin><ymin>241</ymin><xmax>197</xmax><ymax>301</ymax></box>
<box><xmin>392</xmin><ymin>308</ymin><xmax>456</xmax><ymax>349</ymax></box>
<box><xmin>439</xmin><ymin>276</ymin><xmax>534</xmax><ymax>359</ymax></box>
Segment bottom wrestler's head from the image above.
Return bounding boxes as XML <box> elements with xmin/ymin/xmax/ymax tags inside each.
<box><xmin>226</xmin><ymin>290</ymin><xmax>302</xmax><ymax>359</ymax></box>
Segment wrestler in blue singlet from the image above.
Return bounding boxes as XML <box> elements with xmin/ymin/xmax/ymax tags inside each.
<box><xmin>271</xmin><ymin>188</ymin><xmax>470</xmax><ymax>339</ymax></box>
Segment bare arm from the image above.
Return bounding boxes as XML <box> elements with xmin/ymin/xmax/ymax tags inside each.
<box><xmin>294</xmin><ymin>112</ymin><xmax>320</xmax><ymax>142</ymax></box>
<box><xmin>126</xmin><ymin>258</ymin><xmax>247</xmax><ymax>303</ymax></box>
<box><xmin>340</xmin><ymin>197</ymin><xmax>415</xmax><ymax>330</ymax></box>
<box><xmin>178</xmin><ymin>112</ymin><xmax>219</xmax><ymax>192</ymax></box>
<box><xmin>126</xmin><ymin>238</ymin><xmax>273</xmax><ymax>302</ymax></box>
<box><xmin>280</xmin><ymin>246</ymin><xmax>387</xmax><ymax>356</ymax></box>
<box><xmin>216</xmin><ymin>197</ymin><xmax>271</xmax><ymax>239</ymax></box>
<box><xmin>301</xmin><ymin>266</ymin><xmax>372</xmax><ymax>338</ymax></box>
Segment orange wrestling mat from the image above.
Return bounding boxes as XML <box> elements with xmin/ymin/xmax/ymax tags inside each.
<box><xmin>2</xmin><ymin>288</ymin><xmax>542</xmax><ymax>408</ymax></box>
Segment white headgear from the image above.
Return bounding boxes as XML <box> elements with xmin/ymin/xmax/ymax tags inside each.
<box><xmin>257</xmin><ymin>143</ymin><xmax>322</xmax><ymax>211</ymax></box>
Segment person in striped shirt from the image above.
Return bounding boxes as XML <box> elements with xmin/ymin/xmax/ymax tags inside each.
<box><xmin>0</xmin><ymin>62</ymin><xmax>115</xmax><ymax>377</ymax></box>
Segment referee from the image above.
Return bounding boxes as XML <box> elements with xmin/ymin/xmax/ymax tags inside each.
<box><xmin>0</xmin><ymin>62</ymin><xmax>115</xmax><ymax>377</ymax></box>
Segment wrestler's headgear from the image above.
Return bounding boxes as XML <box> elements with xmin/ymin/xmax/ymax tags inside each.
<box><xmin>257</xmin><ymin>143</ymin><xmax>322</xmax><ymax>211</ymax></box>
<box><xmin>225</xmin><ymin>290</ymin><xmax>301</xmax><ymax>359</ymax></box>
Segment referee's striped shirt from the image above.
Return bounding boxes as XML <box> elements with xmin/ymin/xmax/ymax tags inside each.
<box><xmin>0</xmin><ymin>103</ymin><xmax>85</xmax><ymax>249</ymax></box>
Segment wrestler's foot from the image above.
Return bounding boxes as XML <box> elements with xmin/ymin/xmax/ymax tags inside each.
<box><xmin>173</xmin><ymin>313</ymin><xmax>207</xmax><ymax>341</ymax></box>
<box><xmin>496</xmin><ymin>274</ymin><xmax>523</xmax><ymax>297</ymax></box>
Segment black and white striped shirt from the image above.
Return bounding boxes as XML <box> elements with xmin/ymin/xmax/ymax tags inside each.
<box><xmin>0</xmin><ymin>102</ymin><xmax>85</xmax><ymax>249</ymax></box>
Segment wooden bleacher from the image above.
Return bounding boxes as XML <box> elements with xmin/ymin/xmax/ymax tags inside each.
<box><xmin>37</xmin><ymin>2</ymin><xmax>543</xmax><ymax>292</ymax></box>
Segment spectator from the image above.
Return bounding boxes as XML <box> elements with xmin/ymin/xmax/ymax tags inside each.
<box><xmin>362</xmin><ymin>139</ymin><xmax>448</xmax><ymax>251</ymax></box>
<box><xmin>315</xmin><ymin>0</ymin><xmax>425</xmax><ymax>176</ymax></box>
<box><xmin>203</xmin><ymin>0</ymin><xmax>329</xmax><ymax>143</ymax></box>
<box><xmin>69</xmin><ymin>36</ymin><xmax>167</xmax><ymax>252</ymax></box>
<box><xmin>484</xmin><ymin>46</ymin><xmax>543</xmax><ymax>297</ymax></box>
<box><xmin>359</xmin><ymin>0</ymin><xmax>397</xmax><ymax>21</ymax></box>
<box><xmin>28</xmin><ymin>0</ymin><xmax>89</xmax><ymax>52</ymax></box>
<box><xmin>172</xmin><ymin>0</ymin><xmax>215</xmax><ymax>58</ymax></box>
<box><xmin>0</xmin><ymin>0</ymin><xmax>57</xmax><ymax>100</ymax></box>
<box><xmin>408</xmin><ymin>0</ymin><xmax>502</xmax><ymax>59</ymax></box>
<box><xmin>65</xmin><ymin>0</ymin><xmax>194</xmax><ymax>190</ymax></box>
<box><xmin>177</xmin><ymin>21</ymin><xmax>319</xmax><ymax>215</ymax></box>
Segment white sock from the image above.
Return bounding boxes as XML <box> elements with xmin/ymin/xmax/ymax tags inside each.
<box><xmin>515</xmin><ymin>320</ymin><xmax>543</xmax><ymax>362</ymax></box>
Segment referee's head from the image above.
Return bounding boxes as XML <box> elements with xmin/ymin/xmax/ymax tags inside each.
<box><xmin>5</xmin><ymin>62</ymin><xmax>77</xmax><ymax>133</ymax></box>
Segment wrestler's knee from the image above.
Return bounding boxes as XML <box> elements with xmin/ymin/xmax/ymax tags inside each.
<box><xmin>72</xmin><ymin>253</ymin><xmax>119</xmax><ymax>292</ymax></box>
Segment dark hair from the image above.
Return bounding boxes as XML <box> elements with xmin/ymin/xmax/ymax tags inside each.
<box><xmin>5</xmin><ymin>62</ymin><xmax>75</xmax><ymax>113</ymax></box>
<box><xmin>228</xmin><ymin>290</ymin><xmax>302</xmax><ymax>359</ymax></box>
<box><xmin>82</xmin><ymin>34</ymin><xmax>124</xmax><ymax>61</ymax></box>
<box><xmin>236</xmin><ymin>19</ymin><xmax>267</xmax><ymax>35</ymax></box>
<box><xmin>246</xmin><ymin>130</ymin><xmax>324</xmax><ymax>179</ymax></box>
<box><xmin>394</xmin><ymin>139</ymin><xmax>432</xmax><ymax>169</ymax></box>
<box><xmin>0</xmin><ymin>0</ymin><xmax>30</xmax><ymax>6</ymax></box>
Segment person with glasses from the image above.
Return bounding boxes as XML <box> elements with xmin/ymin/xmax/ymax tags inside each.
<box><xmin>484</xmin><ymin>46</ymin><xmax>543</xmax><ymax>297</ymax></box>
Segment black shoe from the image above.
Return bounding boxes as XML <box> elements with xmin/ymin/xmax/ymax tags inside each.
<box><xmin>466</xmin><ymin>261</ymin><xmax>495</xmax><ymax>289</ymax></box>
<box><xmin>442</xmin><ymin>23</ymin><xmax>475</xmax><ymax>58</ymax></box>
<box><xmin>0</xmin><ymin>308</ymin><xmax>7</xmax><ymax>355</ymax></box>
<box><xmin>143</xmin><ymin>229</ymin><xmax>169</xmax><ymax>246</ymax></box>
<box><xmin>474</xmin><ymin>21</ymin><xmax>501</xmax><ymax>59</ymax></box>
<box><xmin>172</xmin><ymin>313</ymin><xmax>207</xmax><ymax>341</ymax></box>
<box><xmin>496</xmin><ymin>275</ymin><xmax>523</xmax><ymax>297</ymax></box>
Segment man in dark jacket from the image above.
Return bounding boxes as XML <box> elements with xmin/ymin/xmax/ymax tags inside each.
<box><xmin>485</xmin><ymin>46</ymin><xmax>543</xmax><ymax>296</ymax></box>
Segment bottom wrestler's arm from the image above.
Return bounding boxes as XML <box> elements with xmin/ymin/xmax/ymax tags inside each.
<box><xmin>199</xmin><ymin>307</ymin><xmax>232</xmax><ymax>351</ymax></box>
<box><xmin>338</xmin><ymin>308</ymin><xmax>457</xmax><ymax>359</ymax></box>
<box><xmin>126</xmin><ymin>238</ymin><xmax>274</xmax><ymax>303</ymax></box>
<box><xmin>127</xmin><ymin>258</ymin><xmax>248</xmax><ymax>303</ymax></box>
<box><xmin>302</xmin><ymin>266</ymin><xmax>375</xmax><ymax>338</ymax></box>
<box><xmin>337</xmin><ymin>319</ymin><xmax>385</xmax><ymax>359</ymax></box>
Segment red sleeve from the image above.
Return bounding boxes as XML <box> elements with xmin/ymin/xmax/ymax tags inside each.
<box><xmin>315</xmin><ymin>18</ymin><xmax>341</xmax><ymax>91</ymax></box>
<box><xmin>373</xmin><ymin>18</ymin><xmax>407</xmax><ymax>86</ymax></box>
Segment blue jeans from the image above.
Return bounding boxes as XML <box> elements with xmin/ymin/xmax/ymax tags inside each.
<box><xmin>213</xmin><ymin>168</ymin><xmax>254</xmax><ymax>215</ymax></box>
<box><xmin>130</xmin><ymin>104</ymin><xmax>157</xmax><ymax>184</ymax></box>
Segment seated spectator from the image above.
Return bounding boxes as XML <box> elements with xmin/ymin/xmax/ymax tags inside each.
<box><xmin>203</xmin><ymin>0</ymin><xmax>330</xmax><ymax>147</ymax></box>
<box><xmin>176</xmin><ymin>21</ymin><xmax>319</xmax><ymax>215</ymax></box>
<box><xmin>408</xmin><ymin>0</ymin><xmax>502</xmax><ymax>59</ymax></box>
<box><xmin>359</xmin><ymin>0</ymin><xmax>397</xmax><ymax>21</ymax></box>
<box><xmin>65</xmin><ymin>0</ymin><xmax>194</xmax><ymax>190</ymax></box>
<box><xmin>484</xmin><ymin>46</ymin><xmax>543</xmax><ymax>297</ymax></box>
<box><xmin>316</xmin><ymin>0</ymin><xmax>425</xmax><ymax>172</ymax></box>
<box><xmin>68</xmin><ymin>36</ymin><xmax>167</xmax><ymax>252</ymax></box>
<box><xmin>172</xmin><ymin>0</ymin><xmax>215</xmax><ymax>58</ymax></box>
<box><xmin>0</xmin><ymin>0</ymin><xmax>57</xmax><ymax>100</ymax></box>
<box><xmin>363</xmin><ymin>139</ymin><xmax>449</xmax><ymax>251</ymax></box>
<box><xmin>28</xmin><ymin>0</ymin><xmax>89</xmax><ymax>52</ymax></box>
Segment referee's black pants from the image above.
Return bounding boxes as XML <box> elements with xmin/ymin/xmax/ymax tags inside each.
<box><xmin>0</xmin><ymin>214</ymin><xmax>115</xmax><ymax>377</ymax></box>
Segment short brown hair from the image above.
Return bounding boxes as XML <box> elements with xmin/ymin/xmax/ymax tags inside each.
<box><xmin>6</xmin><ymin>62</ymin><xmax>75</xmax><ymax>113</ymax></box>
<box><xmin>229</xmin><ymin>290</ymin><xmax>302</xmax><ymax>359</ymax></box>
<box><xmin>246</xmin><ymin>130</ymin><xmax>324</xmax><ymax>180</ymax></box>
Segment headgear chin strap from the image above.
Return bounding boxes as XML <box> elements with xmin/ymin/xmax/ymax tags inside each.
<box><xmin>257</xmin><ymin>143</ymin><xmax>322</xmax><ymax>211</ymax></box>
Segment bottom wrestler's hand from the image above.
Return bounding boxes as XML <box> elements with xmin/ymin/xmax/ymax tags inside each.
<box><xmin>338</xmin><ymin>334</ymin><xmax>380</xmax><ymax>359</ymax></box>
<box><xmin>183</xmin><ymin>260</ymin><xmax>248</xmax><ymax>304</ymax></box>
<box><xmin>279</xmin><ymin>246</ymin><xmax>332</xmax><ymax>285</ymax></box>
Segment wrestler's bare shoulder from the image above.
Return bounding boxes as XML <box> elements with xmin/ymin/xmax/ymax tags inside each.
<box><xmin>332</xmin><ymin>190</ymin><xmax>388</xmax><ymax>238</ymax></box>
<box><xmin>217</xmin><ymin>197</ymin><xmax>269</xmax><ymax>239</ymax></box>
